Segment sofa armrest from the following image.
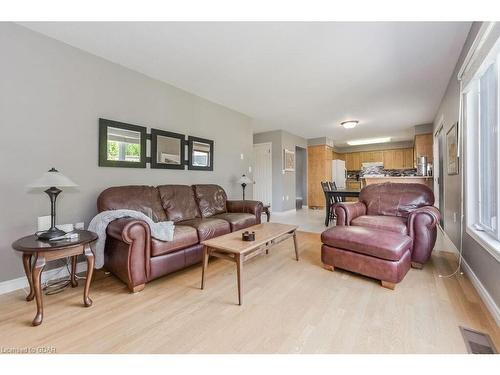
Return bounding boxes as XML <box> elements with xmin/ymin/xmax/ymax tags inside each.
<box><xmin>407</xmin><ymin>206</ymin><xmax>441</xmax><ymax>264</ymax></box>
<box><xmin>105</xmin><ymin>218</ymin><xmax>152</xmax><ymax>290</ymax></box>
<box><xmin>407</xmin><ymin>206</ymin><xmax>440</xmax><ymax>229</ymax></box>
<box><xmin>334</xmin><ymin>202</ymin><xmax>367</xmax><ymax>226</ymax></box>
<box><xmin>226</xmin><ymin>200</ymin><xmax>264</xmax><ymax>224</ymax></box>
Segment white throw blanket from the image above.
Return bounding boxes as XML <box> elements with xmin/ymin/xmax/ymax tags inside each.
<box><xmin>88</xmin><ymin>209</ymin><xmax>175</xmax><ymax>269</ymax></box>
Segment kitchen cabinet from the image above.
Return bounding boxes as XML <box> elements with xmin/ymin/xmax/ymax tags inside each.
<box><xmin>414</xmin><ymin>134</ymin><xmax>433</xmax><ymax>165</ymax></box>
<box><xmin>308</xmin><ymin>145</ymin><xmax>333</xmax><ymax>208</ymax></box>
<box><xmin>332</xmin><ymin>151</ymin><xmax>345</xmax><ymax>161</ymax></box>
<box><xmin>383</xmin><ymin>149</ymin><xmax>404</xmax><ymax>169</ymax></box>
<box><xmin>345</xmin><ymin>152</ymin><xmax>361</xmax><ymax>171</ymax></box>
<box><xmin>346</xmin><ymin>180</ymin><xmax>362</xmax><ymax>202</ymax></box>
<box><xmin>403</xmin><ymin>148</ymin><xmax>414</xmax><ymax>168</ymax></box>
<box><xmin>340</xmin><ymin>147</ymin><xmax>414</xmax><ymax>171</ymax></box>
<box><xmin>361</xmin><ymin>151</ymin><xmax>384</xmax><ymax>163</ymax></box>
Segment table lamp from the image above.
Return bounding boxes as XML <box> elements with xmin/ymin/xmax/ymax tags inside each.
<box><xmin>27</xmin><ymin>168</ymin><xmax>78</xmax><ymax>240</ymax></box>
<box><xmin>237</xmin><ymin>174</ymin><xmax>253</xmax><ymax>200</ymax></box>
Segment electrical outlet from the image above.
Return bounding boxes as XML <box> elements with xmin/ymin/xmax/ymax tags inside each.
<box><xmin>453</xmin><ymin>212</ymin><xmax>457</xmax><ymax>223</ymax></box>
<box><xmin>282</xmin><ymin>196</ymin><xmax>285</xmax><ymax>201</ymax></box>
<box><xmin>248</xmin><ymin>166</ymin><xmax>252</xmax><ymax>173</ymax></box>
<box><xmin>286</xmin><ymin>195</ymin><xmax>289</xmax><ymax>201</ymax></box>
<box><xmin>240</xmin><ymin>153</ymin><xmax>244</xmax><ymax>160</ymax></box>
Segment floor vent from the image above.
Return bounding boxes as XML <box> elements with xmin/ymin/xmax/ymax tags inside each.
<box><xmin>460</xmin><ymin>326</ymin><xmax>497</xmax><ymax>354</ymax></box>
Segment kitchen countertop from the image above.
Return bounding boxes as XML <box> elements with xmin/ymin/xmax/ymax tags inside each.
<box><xmin>362</xmin><ymin>175</ymin><xmax>433</xmax><ymax>179</ymax></box>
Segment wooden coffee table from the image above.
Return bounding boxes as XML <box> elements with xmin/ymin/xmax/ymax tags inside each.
<box><xmin>200</xmin><ymin>222</ymin><xmax>299</xmax><ymax>305</ymax></box>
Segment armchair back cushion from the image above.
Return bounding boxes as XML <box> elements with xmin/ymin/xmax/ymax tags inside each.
<box><xmin>359</xmin><ymin>183</ymin><xmax>434</xmax><ymax>218</ymax></box>
<box><xmin>158</xmin><ymin>185</ymin><xmax>201</xmax><ymax>222</ymax></box>
<box><xmin>97</xmin><ymin>185</ymin><xmax>167</xmax><ymax>222</ymax></box>
<box><xmin>192</xmin><ymin>184</ymin><xmax>227</xmax><ymax>217</ymax></box>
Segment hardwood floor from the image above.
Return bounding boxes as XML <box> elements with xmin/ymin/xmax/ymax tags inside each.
<box><xmin>0</xmin><ymin>231</ymin><xmax>498</xmax><ymax>353</ymax></box>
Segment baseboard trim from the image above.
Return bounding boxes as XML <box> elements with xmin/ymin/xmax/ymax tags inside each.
<box><xmin>0</xmin><ymin>261</ymin><xmax>87</xmax><ymax>296</ymax></box>
<box><xmin>461</xmin><ymin>259</ymin><xmax>500</xmax><ymax>327</ymax></box>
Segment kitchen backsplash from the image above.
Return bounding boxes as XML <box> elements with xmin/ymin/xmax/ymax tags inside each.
<box><xmin>348</xmin><ymin>168</ymin><xmax>418</xmax><ymax>180</ymax></box>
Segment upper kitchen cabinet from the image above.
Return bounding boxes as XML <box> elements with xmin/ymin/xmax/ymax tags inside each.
<box><xmin>332</xmin><ymin>150</ymin><xmax>345</xmax><ymax>161</ymax></box>
<box><xmin>414</xmin><ymin>134</ymin><xmax>433</xmax><ymax>165</ymax></box>
<box><xmin>403</xmin><ymin>148</ymin><xmax>414</xmax><ymax>168</ymax></box>
<box><xmin>361</xmin><ymin>150</ymin><xmax>384</xmax><ymax>163</ymax></box>
<box><xmin>383</xmin><ymin>149</ymin><xmax>404</xmax><ymax>169</ymax></box>
<box><xmin>345</xmin><ymin>152</ymin><xmax>361</xmax><ymax>170</ymax></box>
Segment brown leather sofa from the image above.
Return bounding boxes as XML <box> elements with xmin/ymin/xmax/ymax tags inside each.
<box><xmin>334</xmin><ymin>182</ymin><xmax>440</xmax><ymax>268</ymax></box>
<box><xmin>97</xmin><ymin>184</ymin><xmax>263</xmax><ymax>292</ymax></box>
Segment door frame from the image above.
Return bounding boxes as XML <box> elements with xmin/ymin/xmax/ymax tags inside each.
<box><xmin>434</xmin><ymin>120</ymin><xmax>445</xmax><ymax>227</ymax></box>
<box><xmin>253</xmin><ymin>142</ymin><xmax>273</xmax><ymax>207</ymax></box>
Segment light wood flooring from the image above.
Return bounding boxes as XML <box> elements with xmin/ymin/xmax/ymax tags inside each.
<box><xmin>0</xmin><ymin>231</ymin><xmax>498</xmax><ymax>353</ymax></box>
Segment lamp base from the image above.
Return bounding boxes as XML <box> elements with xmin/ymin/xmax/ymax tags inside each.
<box><xmin>37</xmin><ymin>227</ymin><xmax>67</xmax><ymax>241</ymax></box>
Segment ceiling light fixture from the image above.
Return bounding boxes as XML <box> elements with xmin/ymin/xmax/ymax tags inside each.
<box><xmin>340</xmin><ymin>120</ymin><xmax>359</xmax><ymax>129</ymax></box>
<box><xmin>347</xmin><ymin>137</ymin><xmax>392</xmax><ymax>146</ymax></box>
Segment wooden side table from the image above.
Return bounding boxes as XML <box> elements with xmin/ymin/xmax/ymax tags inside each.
<box><xmin>12</xmin><ymin>230</ymin><xmax>98</xmax><ymax>326</ymax></box>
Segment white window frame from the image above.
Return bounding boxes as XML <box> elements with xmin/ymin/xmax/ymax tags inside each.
<box><xmin>463</xmin><ymin>34</ymin><xmax>500</xmax><ymax>260</ymax></box>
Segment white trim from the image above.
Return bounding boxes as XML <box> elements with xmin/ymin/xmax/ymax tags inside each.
<box><xmin>466</xmin><ymin>227</ymin><xmax>500</xmax><ymax>263</ymax></box>
<box><xmin>0</xmin><ymin>261</ymin><xmax>87</xmax><ymax>296</ymax></box>
<box><xmin>461</xmin><ymin>258</ymin><xmax>500</xmax><ymax>327</ymax></box>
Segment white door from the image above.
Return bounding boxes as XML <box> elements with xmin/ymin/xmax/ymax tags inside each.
<box><xmin>253</xmin><ymin>143</ymin><xmax>272</xmax><ymax>206</ymax></box>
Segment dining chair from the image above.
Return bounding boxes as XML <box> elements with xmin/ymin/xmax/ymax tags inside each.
<box><xmin>321</xmin><ymin>181</ymin><xmax>336</xmax><ymax>226</ymax></box>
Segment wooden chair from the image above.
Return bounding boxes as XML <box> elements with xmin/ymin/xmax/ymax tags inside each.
<box><xmin>321</xmin><ymin>182</ymin><xmax>336</xmax><ymax>226</ymax></box>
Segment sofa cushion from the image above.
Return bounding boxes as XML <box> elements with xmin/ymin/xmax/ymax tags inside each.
<box><xmin>192</xmin><ymin>184</ymin><xmax>227</xmax><ymax>217</ymax></box>
<box><xmin>157</xmin><ymin>185</ymin><xmax>201</xmax><ymax>222</ymax></box>
<box><xmin>179</xmin><ymin>218</ymin><xmax>231</xmax><ymax>241</ymax></box>
<box><xmin>97</xmin><ymin>185</ymin><xmax>167</xmax><ymax>222</ymax></box>
<box><xmin>212</xmin><ymin>213</ymin><xmax>256</xmax><ymax>231</ymax></box>
<box><xmin>151</xmin><ymin>225</ymin><xmax>199</xmax><ymax>257</ymax></box>
<box><xmin>321</xmin><ymin>226</ymin><xmax>412</xmax><ymax>261</ymax></box>
<box><xmin>359</xmin><ymin>182</ymin><xmax>434</xmax><ymax>218</ymax></box>
<box><xmin>351</xmin><ymin>215</ymin><xmax>408</xmax><ymax>235</ymax></box>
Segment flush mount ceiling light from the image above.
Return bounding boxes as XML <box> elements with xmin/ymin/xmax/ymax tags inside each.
<box><xmin>347</xmin><ymin>137</ymin><xmax>392</xmax><ymax>146</ymax></box>
<box><xmin>340</xmin><ymin>120</ymin><xmax>359</xmax><ymax>129</ymax></box>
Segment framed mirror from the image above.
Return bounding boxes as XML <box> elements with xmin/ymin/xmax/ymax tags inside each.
<box><xmin>188</xmin><ymin>136</ymin><xmax>214</xmax><ymax>171</ymax></box>
<box><xmin>99</xmin><ymin>118</ymin><xmax>147</xmax><ymax>168</ymax></box>
<box><xmin>151</xmin><ymin>129</ymin><xmax>185</xmax><ymax>169</ymax></box>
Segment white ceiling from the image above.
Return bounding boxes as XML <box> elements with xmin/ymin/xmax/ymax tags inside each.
<box><xmin>19</xmin><ymin>22</ymin><xmax>471</xmax><ymax>144</ymax></box>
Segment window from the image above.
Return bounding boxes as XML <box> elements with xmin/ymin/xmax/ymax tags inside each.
<box><xmin>464</xmin><ymin>35</ymin><xmax>500</xmax><ymax>254</ymax></box>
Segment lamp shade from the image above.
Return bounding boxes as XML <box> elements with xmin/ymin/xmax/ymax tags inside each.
<box><xmin>237</xmin><ymin>175</ymin><xmax>253</xmax><ymax>184</ymax></box>
<box><xmin>27</xmin><ymin>168</ymin><xmax>78</xmax><ymax>189</ymax></box>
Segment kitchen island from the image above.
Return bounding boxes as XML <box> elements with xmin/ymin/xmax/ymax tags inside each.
<box><xmin>362</xmin><ymin>176</ymin><xmax>433</xmax><ymax>189</ymax></box>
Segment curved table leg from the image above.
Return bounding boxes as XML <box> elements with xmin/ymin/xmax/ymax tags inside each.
<box><xmin>71</xmin><ymin>255</ymin><xmax>78</xmax><ymax>287</ymax></box>
<box><xmin>31</xmin><ymin>253</ymin><xmax>46</xmax><ymax>326</ymax></box>
<box><xmin>22</xmin><ymin>253</ymin><xmax>35</xmax><ymax>301</ymax></box>
<box><xmin>83</xmin><ymin>245</ymin><xmax>94</xmax><ymax>307</ymax></box>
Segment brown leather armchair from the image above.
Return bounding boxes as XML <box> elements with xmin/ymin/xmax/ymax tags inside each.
<box><xmin>97</xmin><ymin>184</ymin><xmax>263</xmax><ymax>292</ymax></box>
<box><xmin>334</xmin><ymin>182</ymin><xmax>440</xmax><ymax>268</ymax></box>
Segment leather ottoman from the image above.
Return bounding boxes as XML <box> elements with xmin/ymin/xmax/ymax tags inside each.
<box><xmin>321</xmin><ymin>226</ymin><xmax>413</xmax><ymax>289</ymax></box>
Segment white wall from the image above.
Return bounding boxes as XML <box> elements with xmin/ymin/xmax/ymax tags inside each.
<box><xmin>253</xmin><ymin>129</ymin><xmax>307</xmax><ymax>211</ymax></box>
<box><xmin>432</xmin><ymin>22</ymin><xmax>500</xmax><ymax>308</ymax></box>
<box><xmin>0</xmin><ymin>23</ymin><xmax>253</xmax><ymax>282</ymax></box>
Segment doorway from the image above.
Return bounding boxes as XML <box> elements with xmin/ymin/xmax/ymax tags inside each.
<box><xmin>295</xmin><ymin>146</ymin><xmax>307</xmax><ymax>209</ymax></box>
<box><xmin>253</xmin><ymin>142</ymin><xmax>272</xmax><ymax>207</ymax></box>
<box><xmin>434</xmin><ymin>125</ymin><xmax>445</xmax><ymax>227</ymax></box>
